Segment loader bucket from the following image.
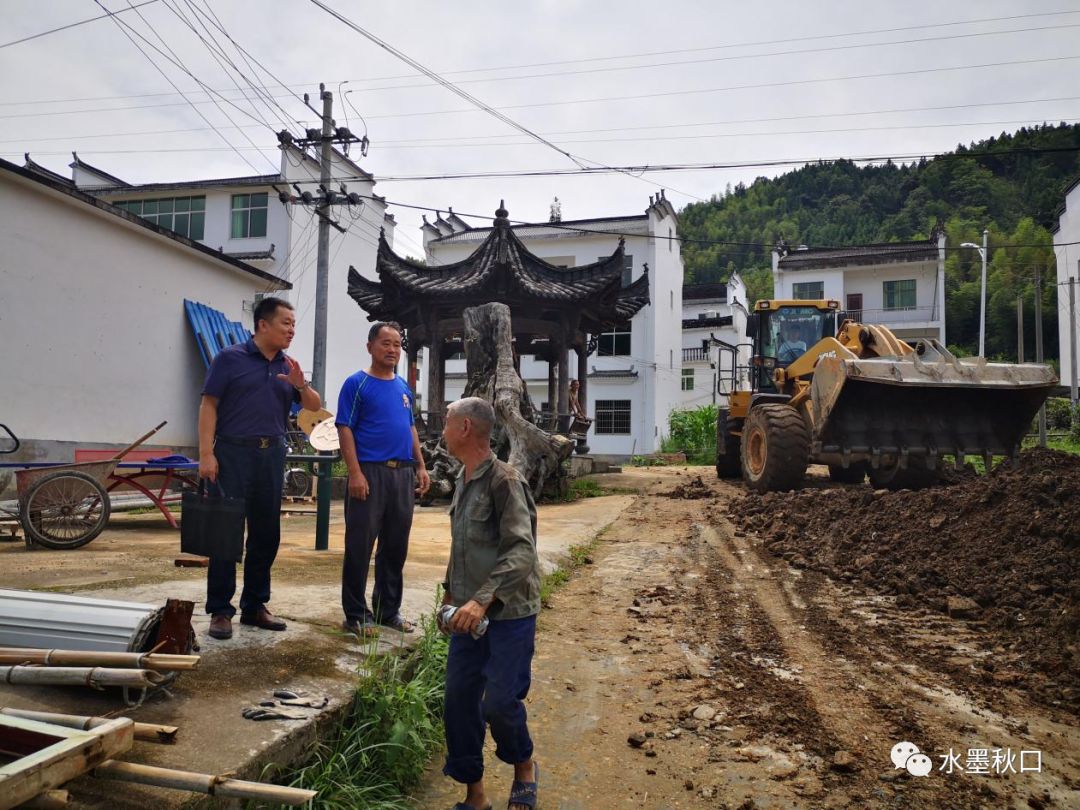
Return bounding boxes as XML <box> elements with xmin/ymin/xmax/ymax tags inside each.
<box><xmin>810</xmin><ymin>340</ymin><xmax>1057</xmax><ymax>464</ymax></box>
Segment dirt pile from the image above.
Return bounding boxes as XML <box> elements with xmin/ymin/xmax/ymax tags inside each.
<box><xmin>663</xmin><ymin>475</ymin><xmax>713</xmax><ymax>499</ymax></box>
<box><xmin>728</xmin><ymin>448</ymin><xmax>1080</xmax><ymax>713</ymax></box>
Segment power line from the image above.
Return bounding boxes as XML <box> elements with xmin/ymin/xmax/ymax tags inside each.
<box><xmin>303</xmin><ymin>0</ymin><xmax>704</xmax><ymax>202</ymax></box>
<box><xmin>7</xmin><ymin>95</ymin><xmax>1080</xmax><ymax>146</ymax></box>
<box><xmin>365</xmin><ymin>54</ymin><xmax>1080</xmax><ymax>121</ymax></box>
<box><xmin>162</xmin><ymin>0</ymin><xmax>280</xmax><ymax>135</ymax></box>
<box><xmin>92</xmin><ymin>0</ymin><xmax>267</xmax><ymax>174</ymax></box>
<box><xmin>7</xmin><ymin>49</ymin><xmax>1078</xmax><ymax>123</ymax></box>
<box><xmin>0</xmin><ymin>0</ymin><xmax>159</xmax><ymax>49</ymax></box>
<box><xmin>341</xmin><ymin>193</ymin><xmax>1080</xmax><ymax>253</ymax></box>
<box><xmin>342</xmin><ymin>22</ymin><xmax>1080</xmax><ymax>95</ymax></box>
<box><xmin>7</xmin><ymin>8</ymin><xmax>1078</xmax><ymax>104</ymax></box>
<box><xmin>183</xmin><ymin>0</ymin><xmax>307</xmax><ymax>134</ymax></box>
<box><xmin>306</xmin><ymin>0</ymin><xmax>583</xmax><ymax>168</ymax></box>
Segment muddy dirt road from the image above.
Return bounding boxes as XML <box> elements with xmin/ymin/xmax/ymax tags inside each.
<box><xmin>416</xmin><ymin>467</ymin><xmax>1079</xmax><ymax>809</ymax></box>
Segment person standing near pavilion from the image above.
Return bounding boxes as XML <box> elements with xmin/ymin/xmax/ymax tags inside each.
<box><xmin>439</xmin><ymin>397</ymin><xmax>541</xmax><ymax>810</ymax></box>
<box><xmin>199</xmin><ymin>297</ymin><xmax>322</xmax><ymax>640</ymax></box>
<box><xmin>336</xmin><ymin>321</ymin><xmax>430</xmax><ymax>636</ymax></box>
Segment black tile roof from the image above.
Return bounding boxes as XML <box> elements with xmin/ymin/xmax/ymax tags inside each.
<box><xmin>682</xmin><ymin>315</ymin><xmax>732</xmax><ymax>329</ymax></box>
<box><xmin>0</xmin><ymin>158</ymin><xmax>289</xmax><ymax>289</ymax></box>
<box><xmin>684</xmin><ymin>282</ymin><xmax>728</xmax><ymax>301</ymax></box>
<box><xmin>348</xmin><ymin>206</ymin><xmax>650</xmax><ymax>333</ymax></box>
<box><xmin>777</xmin><ymin>239</ymin><xmax>937</xmax><ymax>271</ymax></box>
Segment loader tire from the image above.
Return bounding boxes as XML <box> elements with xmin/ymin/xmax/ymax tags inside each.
<box><xmin>867</xmin><ymin>459</ymin><xmax>939</xmax><ymax>491</ymax></box>
<box><xmin>828</xmin><ymin>462</ymin><xmax>867</xmax><ymax>484</ymax></box>
<box><xmin>740</xmin><ymin>404</ymin><xmax>809</xmax><ymax>492</ymax></box>
<box><xmin>715</xmin><ymin>408</ymin><xmax>742</xmax><ymax>479</ymax></box>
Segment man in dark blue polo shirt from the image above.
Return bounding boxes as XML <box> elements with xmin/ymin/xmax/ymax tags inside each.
<box><xmin>336</xmin><ymin>321</ymin><xmax>430</xmax><ymax>636</ymax></box>
<box><xmin>198</xmin><ymin>297</ymin><xmax>322</xmax><ymax>640</ymax></box>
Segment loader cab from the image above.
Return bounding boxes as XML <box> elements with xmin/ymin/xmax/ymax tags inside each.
<box><xmin>748</xmin><ymin>300</ymin><xmax>839</xmax><ymax>392</ymax></box>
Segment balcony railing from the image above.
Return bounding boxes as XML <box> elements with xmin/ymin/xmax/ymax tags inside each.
<box><xmin>682</xmin><ymin>346</ymin><xmax>709</xmax><ymax>362</ymax></box>
<box><xmin>845</xmin><ymin>305</ymin><xmax>939</xmax><ymax>325</ymax></box>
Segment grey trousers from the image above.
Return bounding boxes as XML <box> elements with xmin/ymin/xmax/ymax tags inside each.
<box><xmin>342</xmin><ymin>463</ymin><xmax>415</xmax><ymax>622</ymax></box>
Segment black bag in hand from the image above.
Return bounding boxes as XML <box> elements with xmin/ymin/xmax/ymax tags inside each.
<box><xmin>180</xmin><ymin>479</ymin><xmax>245</xmax><ymax>561</ymax></box>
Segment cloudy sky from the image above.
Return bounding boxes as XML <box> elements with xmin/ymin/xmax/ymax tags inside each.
<box><xmin>2</xmin><ymin>0</ymin><xmax>1078</xmax><ymax>257</ymax></box>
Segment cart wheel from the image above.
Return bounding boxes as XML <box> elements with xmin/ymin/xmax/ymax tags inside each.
<box><xmin>283</xmin><ymin>468</ymin><xmax>312</xmax><ymax>498</ymax></box>
<box><xmin>21</xmin><ymin>471</ymin><xmax>111</xmax><ymax>549</ymax></box>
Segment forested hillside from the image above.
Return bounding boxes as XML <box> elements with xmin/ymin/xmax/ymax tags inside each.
<box><xmin>678</xmin><ymin>123</ymin><xmax>1080</xmax><ymax>359</ymax></box>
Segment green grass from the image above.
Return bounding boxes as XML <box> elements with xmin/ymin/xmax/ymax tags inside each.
<box><xmin>540</xmin><ymin>535</ymin><xmax>601</xmax><ymax>607</ymax></box>
<box><xmin>269</xmin><ymin>611</ymin><xmax>448</xmax><ymax>809</ymax></box>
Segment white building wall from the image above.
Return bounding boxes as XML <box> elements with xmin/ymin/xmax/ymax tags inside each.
<box><xmin>425</xmin><ymin>203</ymin><xmax>682</xmax><ymax>456</ymax></box>
<box><xmin>1055</xmin><ymin>182</ymin><xmax>1080</xmax><ymax>391</ymax></box>
<box><xmin>0</xmin><ymin>168</ymin><xmax>283</xmax><ymax>494</ymax></box>
<box><xmin>94</xmin><ymin>147</ymin><xmax>387</xmax><ymax>411</ymax></box>
<box><xmin>277</xmin><ymin>150</ymin><xmax>386</xmax><ymax>405</ymax></box>
<box><xmin>772</xmin><ymin>247</ymin><xmax>945</xmax><ymax>341</ymax></box>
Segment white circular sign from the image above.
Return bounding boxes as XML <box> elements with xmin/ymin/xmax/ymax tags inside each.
<box><xmin>309</xmin><ymin>417</ymin><xmax>340</xmax><ymax>452</ymax></box>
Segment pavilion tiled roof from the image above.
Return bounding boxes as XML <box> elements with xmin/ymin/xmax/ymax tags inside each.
<box><xmin>348</xmin><ymin>205</ymin><xmax>650</xmax><ymax>332</ymax></box>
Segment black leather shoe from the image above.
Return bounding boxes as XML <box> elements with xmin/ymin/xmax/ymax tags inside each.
<box><xmin>239</xmin><ymin>607</ymin><xmax>287</xmax><ymax>631</ymax></box>
<box><xmin>208</xmin><ymin>613</ymin><xmax>233</xmax><ymax>639</ymax></box>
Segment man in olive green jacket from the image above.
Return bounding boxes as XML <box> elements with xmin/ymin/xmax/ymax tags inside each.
<box><xmin>439</xmin><ymin>397</ymin><xmax>540</xmax><ymax>810</ymax></box>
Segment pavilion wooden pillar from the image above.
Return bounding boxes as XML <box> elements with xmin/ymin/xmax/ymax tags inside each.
<box><xmin>407</xmin><ymin>342</ymin><xmax>419</xmax><ymax>400</ymax></box>
<box><xmin>576</xmin><ymin>344</ymin><xmax>589</xmax><ymax>417</ymax></box>
<box><xmin>546</xmin><ymin>358</ymin><xmax>556</xmax><ymax>429</ymax></box>
<box><xmin>426</xmin><ymin>325</ymin><xmax>445</xmax><ymax>432</ymax></box>
<box><xmin>556</xmin><ymin>339</ymin><xmax>570</xmax><ymax>432</ymax></box>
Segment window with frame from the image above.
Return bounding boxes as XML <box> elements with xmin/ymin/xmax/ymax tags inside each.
<box><xmin>597</xmin><ymin>321</ymin><xmax>632</xmax><ymax>356</ymax></box>
<box><xmin>681</xmin><ymin>368</ymin><xmax>694</xmax><ymax>391</ymax></box>
<box><xmin>883</xmin><ymin>279</ymin><xmax>917</xmax><ymax>310</ymax></box>
<box><xmin>231</xmin><ymin>192</ymin><xmax>268</xmax><ymax>238</ymax></box>
<box><xmin>792</xmin><ymin>280</ymin><xmax>824</xmax><ymax>300</ymax></box>
<box><xmin>115</xmin><ymin>196</ymin><xmax>205</xmax><ymax>239</ymax></box>
<box><xmin>595</xmin><ymin>399</ymin><xmax>631</xmax><ymax>434</ymax></box>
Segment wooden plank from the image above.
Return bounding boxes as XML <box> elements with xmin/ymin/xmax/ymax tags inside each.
<box><xmin>0</xmin><ymin>716</ymin><xmax>133</xmax><ymax>810</ymax></box>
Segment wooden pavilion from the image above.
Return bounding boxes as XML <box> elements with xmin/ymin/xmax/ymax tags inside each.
<box><xmin>347</xmin><ymin>203</ymin><xmax>650</xmax><ymax>432</ymax></box>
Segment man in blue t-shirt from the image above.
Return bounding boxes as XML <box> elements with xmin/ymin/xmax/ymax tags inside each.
<box><xmin>336</xmin><ymin>321</ymin><xmax>430</xmax><ymax>636</ymax></box>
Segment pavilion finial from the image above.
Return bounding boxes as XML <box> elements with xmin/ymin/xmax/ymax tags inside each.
<box><xmin>494</xmin><ymin>200</ymin><xmax>509</xmax><ymax>227</ymax></box>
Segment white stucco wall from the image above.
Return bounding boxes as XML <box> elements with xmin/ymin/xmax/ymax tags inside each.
<box><xmin>772</xmin><ymin>248</ymin><xmax>945</xmax><ymax>341</ymax></box>
<box><xmin>423</xmin><ymin>203</ymin><xmax>682</xmax><ymax>456</ymax></box>
<box><xmin>1055</xmin><ymin>182</ymin><xmax>1080</xmax><ymax>391</ymax></box>
<box><xmin>92</xmin><ymin>147</ymin><xmax>387</xmax><ymax>411</ymax></box>
<box><xmin>0</xmin><ymin>168</ymin><xmax>284</xmax><ymax>477</ymax></box>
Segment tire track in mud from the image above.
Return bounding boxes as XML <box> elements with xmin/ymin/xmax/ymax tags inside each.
<box><xmin>707</xmin><ymin>499</ymin><xmax>1078</xmax><ymax>809</ymax></box>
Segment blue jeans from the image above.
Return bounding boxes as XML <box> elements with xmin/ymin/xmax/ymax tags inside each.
<box><xmin>443</xmin><ymin>614</ymin><xmax>537</xmax><ymax>785</ymax></box>
<box><xmin>205</xmin><ymin>441</ymin><xmax>285</xmax><ymax>617</ymax></box>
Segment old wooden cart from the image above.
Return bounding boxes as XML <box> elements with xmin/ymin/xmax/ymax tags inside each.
<box><xmin>0</xmin><ymin>423</ymin><xmax>168</xmax><ymax>550</ymax></box>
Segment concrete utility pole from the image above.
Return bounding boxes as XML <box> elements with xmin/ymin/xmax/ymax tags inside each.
<box><xmin>1072</xmin><ymin>272</ymin><xmax>1079</xmax><ymax>405</ymax></box>
<box><xmin>979</xmin><ymin>228</ymin><xmax>988</xmax><ymax>357</ymax></box>
<box><xmin>311</xmin><ymin>87</ymin><xmax>334</xmax><ymax>399</ymax></box>
<box><xmin>1017</xmin><ymin>295</ymin><xmax>1024</xmax><ymax>363</ymax></box>
<box><xmin>1035</xmin><ymin>265</ymin><xmax>1046</xmax><ymax>446</ymax></box>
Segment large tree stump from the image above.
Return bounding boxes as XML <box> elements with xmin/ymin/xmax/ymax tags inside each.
<box><xmin>463</xmin><ymin>303</ymin><xmax>573</xmax><ymax>497</ymax></box>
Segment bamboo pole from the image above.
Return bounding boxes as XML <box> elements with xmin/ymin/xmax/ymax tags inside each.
<box><xmin>110</xmin><ymin>421</ymin><xmax>168</xmax><ymax>462</ymax></box>
<box><xmin>0</xmin><ymin>648</ymin><xmax>200</xmax><ymax>672</ymax></box>
<box><xmin>0</xmin><ymin>666</ymin><xmax>165</xmax><ymax>689</ymax></box>
<box><xmin>0</xmin><ymin>708</ymin><xmax>177</xmax><ymax>744</ymax></box>
<box><xmin>21</xmin><ymin>790</ymin><xmax>69</xmax><ymax>809</ymax></box>
<box><xmin>93</xmin><ymin>761</ymin><xmax>317</xmax><ymax>806</ymax></box>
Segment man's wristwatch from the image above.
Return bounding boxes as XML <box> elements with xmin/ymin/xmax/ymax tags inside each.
<box><xmin>294</xmin><ymin>381</ymin><xmax>309</xmax><ymax>391</ymax></box>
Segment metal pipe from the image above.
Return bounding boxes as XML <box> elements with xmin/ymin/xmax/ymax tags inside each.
<box><xmin>0</xmin><ymin>708</ymin><xmax>177</xmax><ymax>743</ymax></box>
<box><xmin>92</xmin><ymin>761</ymin><xmax>317</xmax><ymax>806</ymax></box>
<box><xmin>0</xmin><ymin>666</ymin><xmax>165</xmax><ymax>689</ymax></box>
<box><xmin>0</xmin><ymin>648</ymin><xmax>199</xmax><ymax>671</ymax></box>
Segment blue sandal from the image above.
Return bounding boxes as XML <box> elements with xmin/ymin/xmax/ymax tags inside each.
<box><xmin>508</xmin><ymin>762</ymin><xmax>539</xmax><ymax>809</ymax></box>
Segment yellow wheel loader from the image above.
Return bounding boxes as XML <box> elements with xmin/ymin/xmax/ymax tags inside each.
<box><xmin>714</xmin><ymin>299</ymin><xmax>1058</xmax><ymax>492</ymax></box>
